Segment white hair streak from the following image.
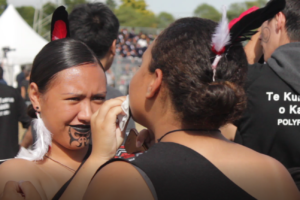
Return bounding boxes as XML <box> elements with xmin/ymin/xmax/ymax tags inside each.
<box><xmin>16</xmin><ymin>113</ymin><xmax>52</xmax><ymax>161</ymax></box>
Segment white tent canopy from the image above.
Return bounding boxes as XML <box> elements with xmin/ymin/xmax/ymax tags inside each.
<box><xmin>0</xmin><ymin>5</ymin><xmax>47</xmax><ymax>86</ymax></box>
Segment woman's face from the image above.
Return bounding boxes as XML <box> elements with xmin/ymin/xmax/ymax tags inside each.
<box><xmin>38</xmin><ymin>64</ymin><xmax>106</xmax><ymax>150</ymax></box>
<box><xmin>129</xmin><ymin>44</ymin><xmax>153</xmax><ymax>126</ymax></box>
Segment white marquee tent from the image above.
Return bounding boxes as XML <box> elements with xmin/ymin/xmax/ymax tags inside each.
<box><xmin>0</xmin><ymin>5</ymin><xmax>47</xmax><ymax>86</ymax></box>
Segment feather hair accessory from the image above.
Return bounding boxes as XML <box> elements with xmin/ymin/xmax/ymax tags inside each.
<box><xmin>211</xmin><ymin>6</ymin><xmax>230</xmax><ymax>82</ymax></box>
<box><xmin>16</xmin><ymin>113</ymin><xmax>52</xmax><ymax>161</ymax></box>
<box><xmin>51</xmin><ymin>6</ymin><xmax>70</xmax><ymax>41</ymax></box>
<box><xmin>210</xmin><ymin>0</ymin><xmax>286</xmax><ymax>82</ymax></box>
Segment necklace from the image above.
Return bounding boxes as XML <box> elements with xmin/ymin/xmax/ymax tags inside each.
<box><xmin>44</xmin><ymin>155</ymin><xmax>76</xmax><ymax>173</ymax></box>
<box><xmin>158</xmin><ymin>129</ymin><xmax>221</xmax><ymax>142</ymax></box>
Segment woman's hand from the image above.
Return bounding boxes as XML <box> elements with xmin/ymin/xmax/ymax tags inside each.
<box><xmin>90</xmin><ymin>96</ymin><xmax>127</xmax><ymax>159</ymax></box>
<box><xmin>0</xmin><ymin>181</ymin><xmax>41</xmax><ymax>200</ymax></box>
<box><xmin>136</xmin><ymin>129</ymin><xmax>156</xmax><ymax>149</ymax></box>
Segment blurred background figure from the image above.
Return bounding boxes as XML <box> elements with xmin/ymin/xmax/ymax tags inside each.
<box><xmin>15</xmin><ymin>65</ymin><xmax>26</xmax><ymax>93</ymax></box>
<box><xmin>0</xmin><ymin>83</ymin><xmax>32</xmax><ymax>162</ymax></box>
<box><xmin>20</xmin><ymin>67</ymin><xmax>31</xmax><ymax>106</ymax></box>
<box><xmin>0</xmin><ymin>66</ymin><xmax>7</xmax><ymax>85</ymax></box>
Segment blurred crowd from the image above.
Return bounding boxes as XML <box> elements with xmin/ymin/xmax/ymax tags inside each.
<box><xmin>116</xmin><ymin>28</ymin><xmax>155</xmax><ymax>59</ymax></box>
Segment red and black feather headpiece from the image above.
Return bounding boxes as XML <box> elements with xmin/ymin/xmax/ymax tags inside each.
<box><xmin>51</xmin><ymin>6</ymin><xmax>70</xmax><ymax>41</ymax></box>
<box><xmin>210</xmin><ymin>0</ymin><xmax>286</xmax><ymax>81</ymax></box>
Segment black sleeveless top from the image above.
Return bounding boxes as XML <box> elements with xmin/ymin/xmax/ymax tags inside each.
<box><xmin>99</xmin><ymin>142</ymin><xmax>256</xmax><ymax>200</ymax></box>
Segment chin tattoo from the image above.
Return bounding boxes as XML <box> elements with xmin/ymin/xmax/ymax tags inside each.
<box><xmin>68</xmin><ymin>126</ymin><xmax>91</xmax><ymax>147</ymax></box>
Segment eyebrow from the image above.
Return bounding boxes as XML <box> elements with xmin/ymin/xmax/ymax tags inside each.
<box><xmin>61</xmin><ymin>92</ymin><xmax>107</xmax><ymax>96</ymax></box>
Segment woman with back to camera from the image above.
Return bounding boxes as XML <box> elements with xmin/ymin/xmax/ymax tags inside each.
<box><xmin>0</xmin><ymin>38</ymin><xmax>127</xmax><ymax>200</ymax></box>
<box><xmin>81</xmin><ymin>9</ymin><xmax>300</xmax><ymax>200</ymax></box>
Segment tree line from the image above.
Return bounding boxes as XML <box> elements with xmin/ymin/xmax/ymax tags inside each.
<box><xmin>0</xmin><ymin>0</ymin><xmax>267</xmax><ymax>38</ymax></box>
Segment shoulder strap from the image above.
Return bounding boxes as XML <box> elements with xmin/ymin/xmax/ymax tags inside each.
<box><xmin>52</xmin><ymin>145</ymin><xmax>92</xmax><ymax>200</ymax></box>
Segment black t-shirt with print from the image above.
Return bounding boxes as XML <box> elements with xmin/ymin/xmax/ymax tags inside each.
<box><xmin>235</xmin><ymin>63</ymin><xmax>300</xmax><ymax>169</ymax></box>
<box><xmin>0</xmin><ymin>84</ymin><xmax>31</xmax><ymax>160</ymax></box>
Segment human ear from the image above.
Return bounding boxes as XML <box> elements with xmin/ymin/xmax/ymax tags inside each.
<box><xmin>29</xmin><ymin>83</ymin><xmax>41</xmax><ymax>112</ymax></box>
<box><xmin>146</xmin><ymin>69</ymin><xmax>163</xmax><ymax>99</ymax></box>
<box><xmin>275</xmin><ymin>12</ymin><xmax>286</xmax><ymax>31</ymax></box>
<box><xmin>110</xmin><ymin>39</ymin><xmax>117</xmax><ymax>56</ymax></box>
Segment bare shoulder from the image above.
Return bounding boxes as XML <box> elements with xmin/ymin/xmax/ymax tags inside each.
<box><xmin>84</xmin><ymin>161</ymin><xmax>155</xmax><ymax>200</ymax></box>
<box><xmin>228</xmin><ymin>144</ymin><xmax>300</xmax><ymax>200</ymax></box>
<box><xmin>0</xmin><ymin>159</ymin><xmax>44</xmax><ymax>195</ymax></box>
<box><xmin>0</xmin><ymin>158</ymin><xmax>40</xmax><ymax>176</ymax></box>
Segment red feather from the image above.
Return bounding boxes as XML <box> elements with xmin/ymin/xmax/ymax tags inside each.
<box><xmin>51</xmin><ymin>20</ymin><xmax>67</xmax><ymax>41</ymax></box>
<box><xmin>229</xmin><ymin>6</ymin><xmax>259</xmax><ymax>29</ymax></box>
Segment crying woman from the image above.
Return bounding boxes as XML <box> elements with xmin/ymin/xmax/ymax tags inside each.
<box><xmin>0</xmin><ymin>38</ymin><xmax>127</xmax><ymax>200</ymax></box>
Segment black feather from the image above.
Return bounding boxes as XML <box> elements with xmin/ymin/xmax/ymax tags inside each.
<box><xmin>229</xmin><ymin>0</ymin><xmax>286</xmax><ymax>46</ymax></box>
<box><xmin>50</xmin><ymin>6</ymin><xmax>70</xmax><ymax>41</ymax></box>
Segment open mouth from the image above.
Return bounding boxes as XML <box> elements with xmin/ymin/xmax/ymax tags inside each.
<box><xmin>69</xmin><ymin>125</ymin><xmax>91</xmax><ymax>133</ymax></box>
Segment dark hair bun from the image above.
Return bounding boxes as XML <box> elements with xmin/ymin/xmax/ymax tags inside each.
<box><xmin>149</xmin><ymin>18</ymin><xmax>248</xmax><ymax>129</ymax></box>
<box><xmin>194</xmin><ymin>81</ymin><xmax>246</xmax><ymax>128</ymax></box>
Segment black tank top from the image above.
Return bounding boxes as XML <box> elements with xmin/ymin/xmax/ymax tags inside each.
<box><xmin>99</xmin><ymin>142</ymin><xmax>256</xmax><ymax>200</ymax></box>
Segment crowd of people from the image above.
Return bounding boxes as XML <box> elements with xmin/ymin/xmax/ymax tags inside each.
<box><xmin>116</xmin><ymin>28</ymin><xmax>154</xmax><ymax>59</ymax></box>
<box><xmin>0</xmin><ymin>0</ymin><xmax>300</xmax><ymax>199</ymax></box>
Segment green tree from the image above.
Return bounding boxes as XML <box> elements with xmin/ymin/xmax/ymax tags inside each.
<box><xmin>157</xmin><ymin>12</ymin><xmax>174</xmax><ymax>28</ymax></box>
<box><xmin>42</xmin><ymin>2</ymin><xmax>57</xmax><ymax>36</ymax></box>
<box><xmin>64</xmin><ymin>0</ymin><xmax>87</xmax><ymax>13</ymax></box>
<box><xmin>116</xmin><ymin>0</ymin><xmax>158</xmax><ymax>27</ymax></box>
<box><xmin>16</xmin><ymin>6</ymin><xmax>35</xmax><ymax>27</ymax></box>
<box><xmin>0</xmin><ymin>0</ymin><xmax>7</xmax><ymax>15</ymax></box>
<box><xmin>227</xmin><ymin>0</ymin><xmax>267</xmax><ymax>20</ymax></box>
<box><xmin>120</xmin><ymin>0</ymin><xmax>147</xmax><ymax>11</ymax></box>
<box><xmin>193</xmin><ymin>3</ymin><xmax>221</xmax><ymax>22</ymax></box>
<box><xmin>43</xmin><ymin>2</ymin><xmax>56</xmax><ymax>16</ymax></box>
<box><xmin>115</xmin><ymin>5</ymin><xmax>157</xmax><ymax>27</ymax></box>
<box><xmin>106</xmin><ymin>0</ymin><xmax>117</xmax><ymax>11</ymax></box>
<box><xmin>227</xmin><ymin>3</ymin><xmax>247</xmax><ymax>20</ymax></box>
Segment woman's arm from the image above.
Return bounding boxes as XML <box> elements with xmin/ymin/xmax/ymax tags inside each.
<box><xmin>0</xmin><ymin>160</ymin><xmax>47</xmax><ymax>199</ymax></box>
<box><xmin>20</xmin><ymin>86</ymin><xmax>26</xmax><ymax>99</ymax></box>
<box><xmin>59</xmin><ymin>97</ymin><xmax>127</xmax><ymax>200</ymax></box>
<box><xmin>244</xmin><ymin>28</ymin><xmax>263</xmax><ymax>64</ymax></box>
<box><xmin>0</xmin><ymin>181</ymin><xmax>42</xmax><ymax>200</ymax></box>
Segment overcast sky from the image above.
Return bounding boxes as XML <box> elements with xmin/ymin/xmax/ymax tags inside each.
<box><xmin>7</xmin><ymin>0</ymin><xmax>250</xmax><ymax>18</ymax></box>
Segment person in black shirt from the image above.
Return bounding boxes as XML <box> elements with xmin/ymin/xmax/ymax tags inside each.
<box><xmin>0</xmin><ymin>67</ymin><xmax>7</xmax><ymax>85</ymax></box>
<box><xmin>15</xmin><ymin>66</ymin><xmax>26</xmax><ymax>93</ymax></box>
<box><xmin>222</xmin><ymin>0</ymin><xmax>300</xmax><ymax>171</ymax></box>
<box><xmin>0</xmin><ymin>84</ymin><xmax>31</xmax><ymax>160</ymax></box>
<box><xmin>20</xmin><ymin>69</ymin><xmax>31</xmax><ymax>106</ymax></box>
<box><xmin>0</xmin><ymin>66</ymin><xmax>7</xmax><ymax>85</ymax></box>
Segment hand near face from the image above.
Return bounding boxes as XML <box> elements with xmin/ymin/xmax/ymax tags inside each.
<box><xmin>90</xmin><ymin>96</ymin><xmax>127</xmax><ymax>159</ymax></box>
<box><xmin>244</xmin><ymin>27</ymin><xmax>264</xmax><ymax>64</ymax></box>
<box><xmin>0</xmin><ymin>181</ymin><xmax>41</xmax><ymax>200</ymax></box>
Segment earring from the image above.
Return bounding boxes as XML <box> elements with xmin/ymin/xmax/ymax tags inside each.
<box><xmin>36</xmin><ymin>107</ymin><xmax>40</xmax><ymax>113</ymax></box>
